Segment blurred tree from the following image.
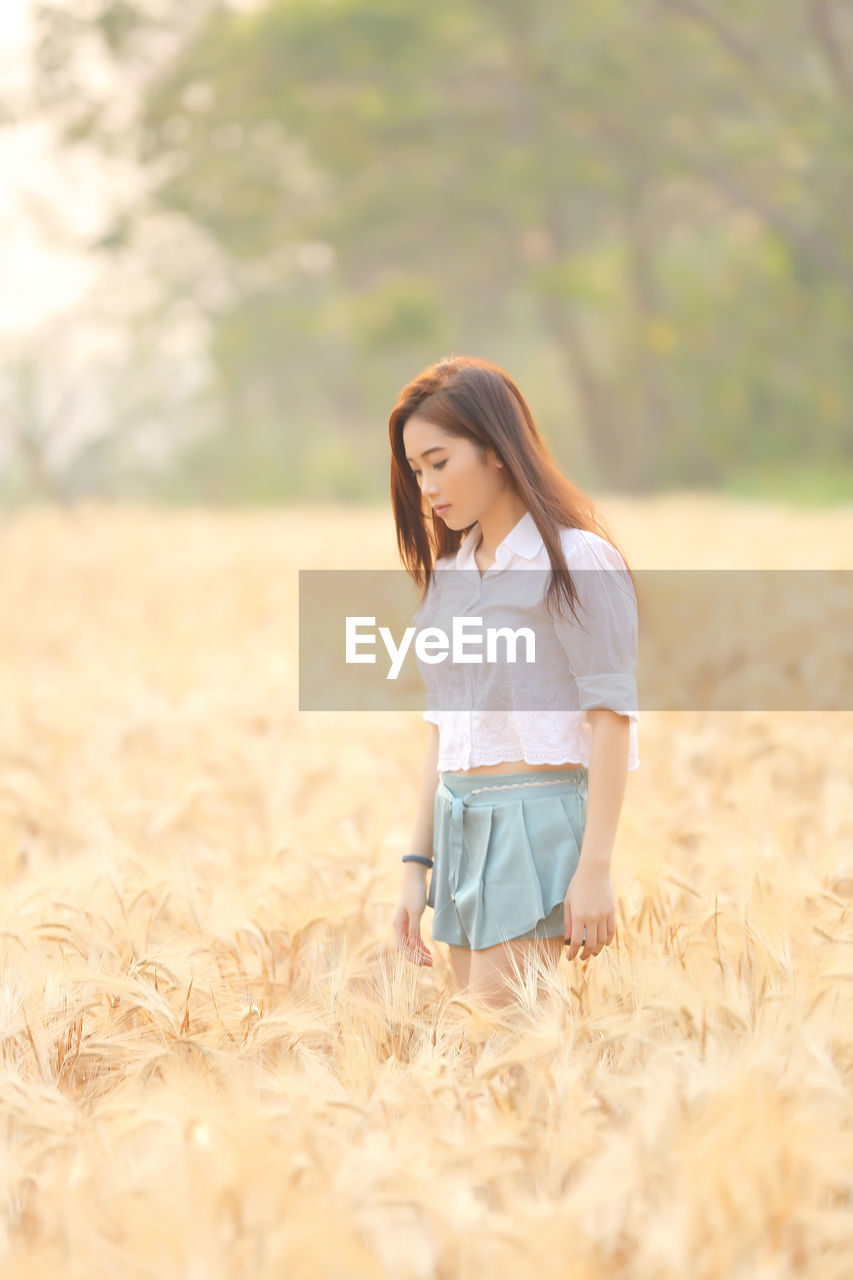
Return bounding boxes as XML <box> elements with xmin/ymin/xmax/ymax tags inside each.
<box><xmin>21</xmin><ymin>0</ymin><xmax>853</xmax><ymax>498</ymax></box>
<box><xmin>0</xmin><ymin>297</ymin><xmax>214</xmax><ymax>505</ymax></box>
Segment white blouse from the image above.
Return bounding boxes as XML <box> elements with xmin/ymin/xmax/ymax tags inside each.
<box><xmin>413</xmin><ymin>510</ymin><xmax>640</xmax><ymax>773</ymax></box>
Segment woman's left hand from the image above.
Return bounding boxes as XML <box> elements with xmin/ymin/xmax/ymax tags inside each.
<box><xmin>563</xmin><ymin>863</ymin><xmax>616</xmax><ymax>961</ymax></box>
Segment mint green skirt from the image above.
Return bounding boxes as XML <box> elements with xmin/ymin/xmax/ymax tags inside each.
<box><xmin>427</xmin><ymin>768</ymin><xmax>589</xmax><ymax>950</ymax></box>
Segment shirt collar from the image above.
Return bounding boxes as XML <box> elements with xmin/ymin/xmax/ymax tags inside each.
<box><xmin>454</xmin><ymin>509</ymin><xmax>543</xmax><ymax>570</ymax></box>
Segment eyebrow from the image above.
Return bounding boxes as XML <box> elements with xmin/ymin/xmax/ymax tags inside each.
<box><xmin>405</xmin><ymin>446</ymin><xmax>449</xmax><ymax>464</ymax></box>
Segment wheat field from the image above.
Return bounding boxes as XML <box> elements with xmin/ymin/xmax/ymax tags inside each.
<box><xmin>0</xmin><ymin>497</ymin><xmax>851</xmax><ymax>1279</ymax></box>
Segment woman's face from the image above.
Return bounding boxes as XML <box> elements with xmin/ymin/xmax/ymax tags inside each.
<box><xmin>402</xmin><ymin>414</ymin><xmax>507</xmax><ymax>530</ymax></box>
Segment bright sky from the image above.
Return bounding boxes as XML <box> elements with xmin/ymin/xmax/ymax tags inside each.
<box><xmin>0</xmin><ymin>1</ymin><xmax>261</xmax><ymax>340</ymax></box>
<box><xmin>0</xmin><ymin>0</ymin><xmax>29</xmax><ymax>65</ymax></box>
<box><xmin>0</xmin><ymin>2</ymin><xmax>222</xmax><ymax>475</ymax></box>
<box><xmin>0</xmin><ymin>1</ymin><xmax>104</xmax><ymax>336</ymax></box>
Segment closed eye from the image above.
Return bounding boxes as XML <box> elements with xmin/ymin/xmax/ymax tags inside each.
<box><xmin>410</xmin><ymin>460</ymin><xmax>447</xmax><ymax>478</ymax></box>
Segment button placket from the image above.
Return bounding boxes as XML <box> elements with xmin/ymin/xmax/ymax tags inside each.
<box><xmin>465</xmin><ymin>570</ymin><xmax>480</xmax><ymax>766</ymax></box>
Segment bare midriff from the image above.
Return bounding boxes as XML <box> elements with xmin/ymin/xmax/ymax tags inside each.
<box><xmin>452</xmin><ymin>759</ymin><xmax>583</xmax><ymax>776</ymax></box>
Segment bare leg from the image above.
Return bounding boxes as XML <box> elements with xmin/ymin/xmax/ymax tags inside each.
<box><xmin>446</xmin><ymin>943</ymin><xmax>472</xmax><ymax>991</ymax></box>
<box><xmin>467</xmin><ymin>935</ymin><xmax>563</xmax><ymax>1007</ymax></box>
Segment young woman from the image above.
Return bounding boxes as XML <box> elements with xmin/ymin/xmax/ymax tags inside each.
<box><xmin>389</xmin><ymin>355</ymin><xmax>640</xmax><ymax>1006</ymax></box>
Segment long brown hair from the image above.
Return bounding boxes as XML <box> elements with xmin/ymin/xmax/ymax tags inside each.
<box><xmin>389</xmin><ymin>354</ymin><xmax>637</xmax><ymax>631</ymax></box>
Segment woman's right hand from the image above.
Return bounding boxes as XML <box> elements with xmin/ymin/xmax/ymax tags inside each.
<box><xmin>393</xmin><ymin>872</ymin><xmax>433</xmax><ymax>966</ymax></box>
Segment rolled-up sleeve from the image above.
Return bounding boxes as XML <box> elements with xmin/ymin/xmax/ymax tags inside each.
<box><xmin>554</xmin><ymin>534</ymin><xmax>639</xmax><ymax>721</ymax></box>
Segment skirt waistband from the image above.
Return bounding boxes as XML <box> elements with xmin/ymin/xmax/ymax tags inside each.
<box><xmin>438</xmin><ymin>767</ymin><xmax>587</xmax><ymax>804</ymax></box>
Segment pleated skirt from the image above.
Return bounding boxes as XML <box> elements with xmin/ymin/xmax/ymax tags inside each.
<box><xmin>427</xmin><ymin>767</ymin><xmax>589</xmax><ymax>950</ymax></box>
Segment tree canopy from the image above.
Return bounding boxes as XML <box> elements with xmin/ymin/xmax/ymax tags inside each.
<box><xmin>15</xmin><ymin>0</ymin><xmax>853</xmax><ymax>501</ymax></box>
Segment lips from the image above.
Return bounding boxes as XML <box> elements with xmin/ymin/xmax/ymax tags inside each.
<box><xmin>433</xmin><ymin>504</ymin><xmax>451</xmax><ymax>515</ymax></box>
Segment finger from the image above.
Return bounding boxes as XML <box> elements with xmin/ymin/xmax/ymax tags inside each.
<box><xmin>402</xmin><ymin>929</ymin><xmax>433</xmax><ymax>965</ymax></box>
<box><xmin>578</xmin><ymin>924</ymin><xmax>593</xmax><ymax>961</ymax></box>
<box><xmin>565</xmin><ymin>915</ymin><xmax>587</xmax><ymax>962</ymax></box>
<box><xmin>406</xmin><ymin>932</ymin><xmax>431</xmax><ymax>959</ymax></box>
<box><xmin>414</xmin><ymin>934</ymin><xmax>433</xmax><ymax>964</ymax></box>
<box><xmin>581</xmin><ymin>922</ymin><xmax>600</xmax><ymax>960</ymax></box>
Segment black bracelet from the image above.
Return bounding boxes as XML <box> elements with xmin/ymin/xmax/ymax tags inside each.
<box><xmin>402</xmin><ymin>855</ymin><xmax>434</xmax><ymax>867</ymax></box>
